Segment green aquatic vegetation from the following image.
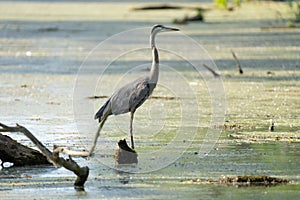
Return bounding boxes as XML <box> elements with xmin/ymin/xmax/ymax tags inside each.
<box><xmin>289</xmin><ymin>0</ymin><xmax>300</xmax><ymax>22</ymax></box>
<box><xmin>215</xmin><ymin>0</ymin><xmax>228</xmax><ymax>9</ymax></box>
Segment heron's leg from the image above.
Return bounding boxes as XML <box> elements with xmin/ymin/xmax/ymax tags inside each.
<box><xmin>130</xmin><ymin>111</ymin><xmax>135</xmax><ymax>149</ymax></box>
<box><xmin>89</xmin><ymin>118</ymin><xmax>107</xmax><ymax>156</ymax></box>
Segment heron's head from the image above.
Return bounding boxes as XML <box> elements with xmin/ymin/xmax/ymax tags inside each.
<box><xmin>151</xmin><ymin>24</ymin><xmax>179</xmax><ymax>35</ymax></box>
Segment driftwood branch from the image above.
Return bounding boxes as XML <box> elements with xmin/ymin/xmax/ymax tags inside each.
<box><xmin>231</xmin><ymin>50</ymin><xmax>243</xmax><ymax>74</ymax></box>
<box><xmin>0</xmin><ymin>122</ymin><xmax>89</xmax><ymax>189</ymax></box>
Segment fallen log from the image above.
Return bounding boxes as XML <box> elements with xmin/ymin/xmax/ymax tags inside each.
<box><xmin>173</xmin><ymin>9</ymin><xmax>204</xmax><ymax>25</ymax></box>
<box><xmin>0</xmin><ymin>133</ymin><xmax>50</xmax><ymax>166</ymax></box>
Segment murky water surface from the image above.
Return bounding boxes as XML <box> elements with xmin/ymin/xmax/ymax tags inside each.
<box><xmin>0</xmin><ymin>1</ymin><xmax>300</xmax><ymax>199</ymax></box>
<box><xmin>0</xmin><ymin>142</ymin><xmax>299</xmax><ymax>199</ymax></box>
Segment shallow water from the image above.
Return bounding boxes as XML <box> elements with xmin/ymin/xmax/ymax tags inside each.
<box><xmin>0</xmin><ymin>142</ymin><xmax>299</xmax><ymax>199</ymax></box>
<box><xmin>0</xmin><ymin>1</ymin><xmax>300</xmax><ymax>199</ymax></box>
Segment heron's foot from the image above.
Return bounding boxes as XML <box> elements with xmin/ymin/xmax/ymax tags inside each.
<box><xmin>87</xmin><ymin>152</ymin><xmax>95</xmax><ymax>157</ymax></box>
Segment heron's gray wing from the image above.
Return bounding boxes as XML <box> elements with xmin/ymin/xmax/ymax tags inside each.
<box><xmin>110</xmin><ymin>76</ymin><xmax>151</xmax><ymax>115</ymax></box>
<box><xmin>129</xmin><ymin>78</ymin><xmax>151</xmax><ymax>112</ymax></box>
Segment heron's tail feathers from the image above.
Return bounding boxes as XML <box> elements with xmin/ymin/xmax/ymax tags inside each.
<box><xmin>94</xmin><ymin>99</ymin><xmax>111</xmax><ymax>122</ymax></box>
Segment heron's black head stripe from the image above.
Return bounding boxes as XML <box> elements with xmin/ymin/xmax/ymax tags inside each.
<box><xmin>151</xmin><ymin>24</ymin><xmax>163</xmax><ymax>33</ymax></box>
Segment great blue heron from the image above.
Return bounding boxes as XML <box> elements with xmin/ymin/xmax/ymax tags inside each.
<box><xmin>89</xmin><ymin>25</ymin><xmax>179</xmax><ymax>154</ymax></box>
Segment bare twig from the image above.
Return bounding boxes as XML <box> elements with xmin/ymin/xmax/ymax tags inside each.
<box><xmin>202</xmin><ymin>64</ymin><xmax>220</xmax><ymax>77</ymax></box>
<box><xmin>231</xmin><ymin>50</ymin><xmax>243</xmax><ymax>74</ymax></box>
<box><xmin>0</xmin><ymin>122</ymin><xmax>89</xmax><ymax>188</ymax></box>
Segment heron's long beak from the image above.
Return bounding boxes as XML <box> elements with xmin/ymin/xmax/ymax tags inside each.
<box><xmin>164</xmin><ymin>27</ymin><xmax>180</xmax><ymax>32</ymax></box>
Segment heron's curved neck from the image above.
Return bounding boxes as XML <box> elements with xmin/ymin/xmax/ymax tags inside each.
<box><xmin>150</xmin><ymin>31</ymin><xmax>157</xmax><ymax>49</ymax></box>
<box><xmin>149</xmin><ymin>31</ymin><xmax>159</xmax><ymax>85</ymax></box>
<box><xmin>149</xmin><ymin>47</ymin><xmax>159</xmax><ymax>85</ymax></box>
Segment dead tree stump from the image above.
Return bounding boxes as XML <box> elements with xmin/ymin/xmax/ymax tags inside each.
<box><xmin>0</xmin><ymin>133</ymin><xmax>50</xmax><ymax>166</ymax></box>
<box><xmin>114</xmin><ymin>139</ymin><xmax>138</xmax><ymax>164</ymax></box>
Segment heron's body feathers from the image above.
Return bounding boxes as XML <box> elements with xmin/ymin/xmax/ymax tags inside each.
<box><xmin>94</xmin><ymin>76</ymin><xmax>157</xmax><ymax>122</ymax></box>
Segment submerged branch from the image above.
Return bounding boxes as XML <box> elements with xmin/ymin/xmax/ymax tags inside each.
<box><xmin>231</xmin><ymin>50</ymin><xmax>243</xmax><ymax>74</ymax></box>
<box><xmin>203</xmin><ymin>64</ymin><xmax>220</xmax><ymax>77</ymax></box>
